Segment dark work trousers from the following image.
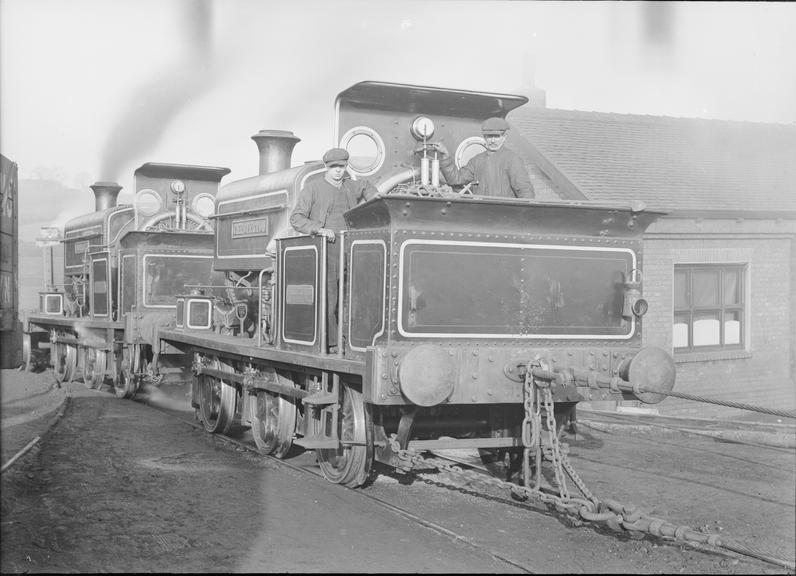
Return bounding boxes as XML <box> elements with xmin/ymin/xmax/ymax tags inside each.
<box><xmin>326</xmin><ymin>238</ymin><xmax>341</xmax><ymax>348</ymax></box>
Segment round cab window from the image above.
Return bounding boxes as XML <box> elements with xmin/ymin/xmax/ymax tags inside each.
<box><xmin>455</xmin><ymin>137</ymin><xmax>487</xmax><ymax>169</ymax></box>
<box><xmin>136</xmin><ymin>189</ymin><xmax>161</xmax><ymax>216</ymax></box>
<box><xmin>192</xmin><ymin>193</ymin><xmax>215</xmax><ymax>218</ymax></box>
<box><xmin>340</xmin><ymin>126</ymin><xmax>384</xmax><ymax>177</ymax></box>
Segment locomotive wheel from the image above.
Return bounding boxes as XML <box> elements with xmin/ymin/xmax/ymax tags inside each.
<box><xmin>66</xmin><ymin>344</ymin><xmax>78</xmax><ymax>382</ymax></box>
<box><xmin>22</xmin><ymin>333</ymin><xmax>32</xmax><ymax>372</ymax></box>
<box><xmin>317</xmin><ymin>385</ymin><xmax>373</xmax><ymax>487</ymax></box>
<box><xmin>82</xmin><ymin>348</ymin><xmax>107</xmax><ymax>390</ymax></box>
<box><xmin>115</xmin><ymin>345</ymin><xmax>140</xmax><ymax>399</ymax></box>
<box><xmin>53</xmin><ymin>342</ymin><xmax>77</xmax><ymax>384</ymax></box>
<box><xmin>250</xmin><ymin>377</ymin><xmax>297</xmax><ymax>458</ymax></box>
<box><xmin>198</xmin><ymin>357</ymin><xmax>238</xmax><ymax>435</ymax></box>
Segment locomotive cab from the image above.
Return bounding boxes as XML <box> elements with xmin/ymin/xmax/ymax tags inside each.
<box><xmin>60</xmin><ymin>182</ymin><xmax>132</xmax><ymax>317</ymax></box>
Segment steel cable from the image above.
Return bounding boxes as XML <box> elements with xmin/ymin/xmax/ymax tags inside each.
<box><xmin>640</xmin><ymin>388</ymin><xmax>796</xmax><ymax>420</ymax></box>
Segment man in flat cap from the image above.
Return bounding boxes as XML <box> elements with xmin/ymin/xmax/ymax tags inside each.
<box><xmin>290</xmin><ymin>147</ymin><xmax>378</xmax><ymax>350</ymax></box>
<box><xmin>431</xmin><ymin>117</ymin><xmax>534</xmax><ymax>199</ymax></box>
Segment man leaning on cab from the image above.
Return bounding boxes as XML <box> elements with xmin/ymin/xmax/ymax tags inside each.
<box><xmin>430</xmin><ymin>117</ymin><xmax>534</xmax><ymax>199</ymax></box>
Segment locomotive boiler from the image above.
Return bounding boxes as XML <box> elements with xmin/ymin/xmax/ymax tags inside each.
<box><xmin>154</xmin><ymin>81</ymin><xmax>676</xmax><ymax>488</ymax></box>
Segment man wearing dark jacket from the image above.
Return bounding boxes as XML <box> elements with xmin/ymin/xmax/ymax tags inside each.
<box><xmin>431</xmin><ymin>117</ymin><xmax>534</xmax><ymax>199</ymax></box>
<box><xmin>290</xmin><ymin>147</ymin><xmax>377</xmax><ymax>350</ymax></box>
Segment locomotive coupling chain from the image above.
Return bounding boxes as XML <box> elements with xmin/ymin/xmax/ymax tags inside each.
<box><xmin>387</xmin><ymin>360</ymin><xmax>759</xmax><ymax>562</ymax></box>
<box><xmin>399</xmin><ymin>443</ymin><xmax>744</xmax><ymax>558</ymax></box>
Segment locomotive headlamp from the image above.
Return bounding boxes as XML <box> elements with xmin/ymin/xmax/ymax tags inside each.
<box><xmin>622</xmin><ymin>269</ymin><xmax>649</xmax><ymax>319</ymax></box>
<box><xmin>410</xmin><ymin>116</ymin><xmax>435</xmax><ymax>140</ymax></box>
<box><xmin>40</xmin><ymin>292</ymin><xmax>64</xmax><ymax>315</ymax></box>
<box><xmin>170</xmin><ymin>180</ymin><xmax>186</xmax><ymax>194</ymax></box>
<box><xmin>192</xmin><ymin>193</ymin><xmax>215</xmax><ymax>218</ymax></box>
<box><xmin>186</xmin><ymin>293</ymin><xmax>213</xmax><ymax>330</ymax></box>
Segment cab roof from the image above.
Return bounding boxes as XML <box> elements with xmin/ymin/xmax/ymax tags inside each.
<box><xmin>336</xmin><ymin>81</ymin><xmax>529</xmax><ymax>118</ymax></box>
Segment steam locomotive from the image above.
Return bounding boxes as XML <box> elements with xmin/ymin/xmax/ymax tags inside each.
<box><xmin>23</xmin><ymin>81</ymin><xmax>676</xmax><ymax>489</ymax></box>
<box><xmin>23</xmin><ymin>164</ymin><xmax>229</xmax><ymax>397</ymax></box>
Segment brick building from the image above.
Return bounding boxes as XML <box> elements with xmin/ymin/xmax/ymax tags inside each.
<box><xmin>508</xmin><ymin>108</ymin><xmax>796</xmax><ymax>418</ymax></box>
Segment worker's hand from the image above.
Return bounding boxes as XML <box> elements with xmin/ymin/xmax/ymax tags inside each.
<box><xmin>317</xmin><ymin>228</ymin><xmax>336</xmax><ymax>242</ymax></box>
<box><xmin>429</xmin><ymin>142</ymin><xmax>449</xmax><ymax>157</ymax></box>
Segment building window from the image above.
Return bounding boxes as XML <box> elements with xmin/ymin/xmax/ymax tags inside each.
<box><xmin>673</xmin><ymin>264</ymin><xmax>745</xmax><ymax>351</ymax></box>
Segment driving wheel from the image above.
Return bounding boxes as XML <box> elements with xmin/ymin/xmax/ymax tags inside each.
<box><xmin>198</xmin><ymin>357</ymin><xmax>238</xmax><ymax>434</ymax></box>
<box><xmin>317</xmin><ymin>385</ymin><xmax>373</xmax><ymax>487</ymax></box>
<box><xmin>22</xmin><ymin>333</ymin><xmax>32</xmax><ymax>372</ymax></box>
<box><xmin>115</xmin><ymin>344</ymin><xmax>140</xmax><ymax>399</ymax></box>
<box><xmin>250</xmin><ymin>371</ymin><xmax>297</xmax><ymax>458</ymax></box>
<box><xmin>53</xmin><ymin>341</ymin><xmax>77</xmax><ymax>384</ymax></box>
<box><xmin>82</xmin><ymin>348</ymin><xmax>107</xmax><ymax>390</ymax></box>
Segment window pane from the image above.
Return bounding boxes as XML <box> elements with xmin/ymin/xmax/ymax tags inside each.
<box><xmin>692</xmin><ymin>270</ymin><xmax>720</xmax><ymax>306</ymax></box>
<box><xmin>724</xmin><ymin>269</ymin><xmax>741</xmax><ymax>305</ymax></box>
<box><xmin>693</xmin><ymin>312</ymin><xmax>720</xmax><ymax>346</ymax></box>
<box><xmin>673</xmin><ymin>313</ymin><xmax>689</xmax><ymax>348</ymax></box>
<box><xmin>347</xmin><ymin>133</ymin><xmax>380</xmax><ymax>172</ymax></box>
<box><xmin>724</xmin><ymin>310</ymin><xmax>742</xmax><ymax>345</ymax></box>
<box><xmin>673</xmin><ymin>270</ymin><xmax>689</xmax><ymax>308</ymax></box>
<box><xmin>402</xmin><ymin>243</ymin><xmax>631</xmax><ymax>336</ymax></box>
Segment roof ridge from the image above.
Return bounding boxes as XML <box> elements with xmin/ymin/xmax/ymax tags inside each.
<box><xmin>511</xmin><ymin>107</ymin><xmax>796</xmax><ymax>129</ymax></box>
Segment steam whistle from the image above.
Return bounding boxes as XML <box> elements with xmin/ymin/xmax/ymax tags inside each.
<box><xmin>419</xmin><ymin>137</ymin><xmax>440</xmax><ymax>187</ymax></box>
<box><xmin>421</xmin><ymin>155</ymin><xmax>430</xmax><ymax>186</ymax></box>
<box><xmin>420</xmin><ymin>136</ymin><xmax>430</xmax><ymax>185</ymax></box>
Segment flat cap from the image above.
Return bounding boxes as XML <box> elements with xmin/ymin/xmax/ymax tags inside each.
<box><xmin>481</xmin><ymin>117</ymin><xmax>510</xmax><ymax>134</ymax></box>
<box><xmin>323</xmin><ymin>147</ymin><xmax>349</xmax><ymax>165</ymax></box>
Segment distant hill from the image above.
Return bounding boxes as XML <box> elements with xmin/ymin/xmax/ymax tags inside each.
<box><xmin>17</xmin><ymin>178</ymin><xmax>83</xmax><ymax>312</ymax></box>
<box><xmin>18</xmin><ymin>178</ymin><xmax>93</xmax><ymax>244</ymax></box>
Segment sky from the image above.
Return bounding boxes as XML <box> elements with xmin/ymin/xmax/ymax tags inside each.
<box><xmin>2</xmin><ymin>0</ymin><xmax>796</xmax><ymax>234</ymax></box>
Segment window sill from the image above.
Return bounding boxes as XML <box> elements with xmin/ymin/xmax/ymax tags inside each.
<box><xmin>674</xmin><ymin>348</ymin><xmax>752</xmax><ymax>364</ymax></box>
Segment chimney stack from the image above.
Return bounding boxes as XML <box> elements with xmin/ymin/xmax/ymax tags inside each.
<box><xmin>520</xmin><ymin>53</ymin><xmax>547</xmax><ymax>108</ymax></box>
<box><xmin>251</xmin><ymin>130</ymin><xmax>301</xmax><ymax>175</ymax></box>
<box><xmin>90</xmin><ymin>181</ymin><xmax>122</xmax><ymax>212</ymax></box>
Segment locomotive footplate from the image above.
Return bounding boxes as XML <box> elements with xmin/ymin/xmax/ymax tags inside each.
<box><xmin>158</xmin><ymin>328</ymin><xmax>366</xmax><ymax>376</ymax></box>
<box><xmin>25</xmin><ymin>313</ymin><xmax>125</xmax><ymax>331</ymax></box>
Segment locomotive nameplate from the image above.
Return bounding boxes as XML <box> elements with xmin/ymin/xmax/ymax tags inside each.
<box><xmin>285</xmin><ymin>284</ymin><xmax>314</xmax><ymax>305</ymax></box>
<box><xmin>231</xmin><ymin>217</ymin><xmax>269</xmax><ymax>239</ymax></box>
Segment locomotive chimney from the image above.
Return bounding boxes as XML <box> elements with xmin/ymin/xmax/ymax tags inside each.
<box><xmin>251</xmin><ymin>130</ymin><xmax>301</xmax><ymax>175</ymax></box>
<box><xmin>89</xmin><ymin>181</ymin><xmax>122</xmax><ymax>212</ymax></box>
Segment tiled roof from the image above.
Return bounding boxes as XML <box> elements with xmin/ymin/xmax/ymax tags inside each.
<box><xmin>508</xmin><ymin>107</ymin><xmax>796</xmax><ymax>213</ymax></box>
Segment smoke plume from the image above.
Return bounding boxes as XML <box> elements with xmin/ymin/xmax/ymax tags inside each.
<box><xmin>99</xmin><ymin>0</ymin><xmax>215</xmax><ymax>181</ymax></box>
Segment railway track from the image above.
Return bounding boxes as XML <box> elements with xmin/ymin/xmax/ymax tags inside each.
<box><xmin>137</xmin><ymin>391</ymin><xmax>795</xmax><ymax>573</ymax></box>
<box><xmin>155</xmin><ymin>403</ymin><xmax>537</xmax><ymax>574</ymax></box>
